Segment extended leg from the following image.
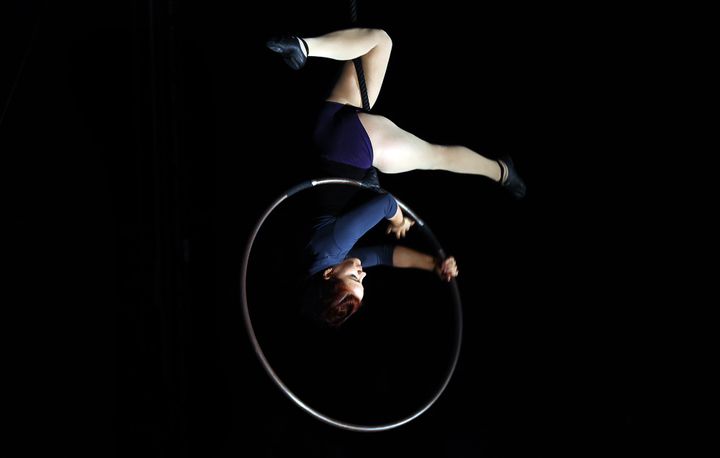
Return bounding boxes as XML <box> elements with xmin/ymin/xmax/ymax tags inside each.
<box><xmin>358</xmin><ymin>112</ymin><xmax>503</xmax><ymax>180</ymax></box>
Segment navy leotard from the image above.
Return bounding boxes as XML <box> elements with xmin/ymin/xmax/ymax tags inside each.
<box><xmin>313</xmin><ymin>101</ymin><xmax>374</xmax><ymax>170</ymax></box>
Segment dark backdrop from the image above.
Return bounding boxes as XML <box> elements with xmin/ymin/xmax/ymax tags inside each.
<box><xmin>4</xmin><ymin>0</ymin><xmax>664</xmax><ymax>456</ymax></box>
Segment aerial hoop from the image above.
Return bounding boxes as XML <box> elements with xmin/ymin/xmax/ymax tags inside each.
<box><xmin>241</xmin><ymin>178</ymin><xmax>463</xmax><ymax>432</ymax></box>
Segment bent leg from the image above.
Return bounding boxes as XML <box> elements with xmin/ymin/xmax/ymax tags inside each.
<box><xmin>358</xmin><ymin>112</ymin><xmax>502</xmax><ymax>180</ymax></box>
<box><xmin>303</xmin><ymin>28</ymin><xmax>392</xmax><ymax>110</ymax></box>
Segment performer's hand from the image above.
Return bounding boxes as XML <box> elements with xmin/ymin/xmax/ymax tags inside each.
<box><xmin>386</xmin><ymin>217</ymin><xmax>414</xmax><ymax>239</ymax></box>
<box><xmin>435</xmin><ymin>256</ymin><xmax>459</xmax><ymax>282</ymax></box>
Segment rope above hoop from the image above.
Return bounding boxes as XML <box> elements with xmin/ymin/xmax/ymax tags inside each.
<box><xmin>349</xmin><ymin>0</ymin><xmax>371</xmax><ymax>112</ymax></box>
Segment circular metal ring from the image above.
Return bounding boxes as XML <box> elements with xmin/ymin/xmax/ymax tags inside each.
<box><xmin>241</xmin><ymin>178</ymin><xmax>463</xmax><ymax>432</ymax></box>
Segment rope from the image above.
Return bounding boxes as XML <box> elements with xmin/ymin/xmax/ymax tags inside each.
<box><xmin>0</xmin><ymin>6</ymin><xmax>44</xmax><ymax>130</ymax></box>
<box><xmin>349</xmin><ymin>0</ymin><xmax>359</xmax><ymax>22</ymax></box>
<box><xmin>349</xmin><ymin>0</ymin><xmax>371</xmax><ymax>112</ymax></box>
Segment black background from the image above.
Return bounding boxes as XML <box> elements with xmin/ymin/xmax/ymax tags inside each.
<box><xmin>5</xmin><ymin>0</ymin><xmax>670</xmax><ymax>456</ymax></box>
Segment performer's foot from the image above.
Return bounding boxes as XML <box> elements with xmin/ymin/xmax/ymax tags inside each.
<box><xmin>266</xmin><ymin>35</ymin><xmax>309</xmax><ymax>70</ymax></box>
<box><xmin>498</xmin><ymin>155</ymin><xmax>526</xmax><ymax>199</ymax></box>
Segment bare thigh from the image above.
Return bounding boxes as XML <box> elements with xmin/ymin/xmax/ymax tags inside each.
<box><xmin>327</xmin><ymin>30</ymin><xmax>392</xmax><ymax>110</ymax></box>
<box><xmin>357</xmin><ymin>112</ymin><xmax>443</xmax><ymax>174</ymax></box>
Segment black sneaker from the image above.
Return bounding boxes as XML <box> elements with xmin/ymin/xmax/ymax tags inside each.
<box><xmin>266</xmin><ymin>35</ymin><xmax>308</xmax><ymax>70</ymax></box>
<box><xmin>498</xmin><ymin>155</ymin><xmax>526</xmax><ymax>199</ymax></box>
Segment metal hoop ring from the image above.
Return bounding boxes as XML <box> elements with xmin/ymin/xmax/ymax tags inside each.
<box><xmin>241</xmin><ymin>178</ymin><xmax>463</xmax><ymax>432</ymax></box>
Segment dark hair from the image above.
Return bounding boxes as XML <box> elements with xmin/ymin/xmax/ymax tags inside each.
<box><xmin>302</xmin><ymin>273</ymin><xmax>362</xmax><ymax>328</ymax></box>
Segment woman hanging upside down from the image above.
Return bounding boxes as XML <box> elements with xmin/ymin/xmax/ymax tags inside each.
<box><xmin>302</xmin><ymin>190</ymin><xmax>458</xmax><ymax>328</ymax></box>
<box><xmin>266</xmin><ymin>28</ymin><xmax>527</xmax><ymax>199</ymax></box>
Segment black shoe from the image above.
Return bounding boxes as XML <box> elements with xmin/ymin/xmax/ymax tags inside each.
<box><xmin>266</xmin><ymin>35</ymin><xmax>308</xmax><ymax>70</ymax></box>
<box><xmin>498</xmin><ymin>155</ymin><xmax>526</xmax><ymax>199</ymax></box>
